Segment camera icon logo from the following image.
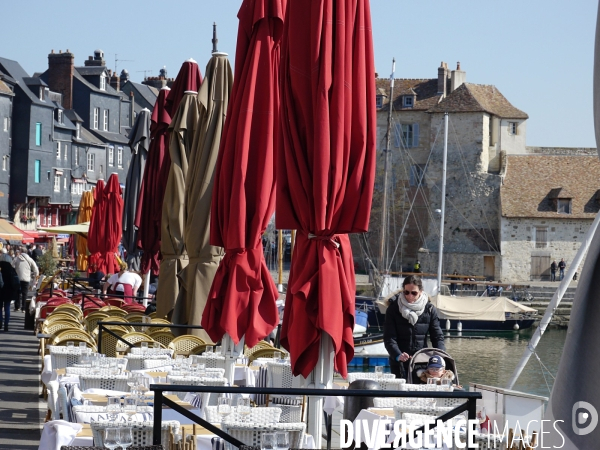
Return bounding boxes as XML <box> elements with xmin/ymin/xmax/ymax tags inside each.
<box><xmin>572</xmin><ymin>401</ymin><xmax>598</xmax><ymax>436</ymax></box>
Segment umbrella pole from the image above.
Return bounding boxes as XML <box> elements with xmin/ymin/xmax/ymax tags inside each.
<box><xmin>222</xmin><ymin>334</ymin><xmax>244</xmax><ymax>386</ymax></box>
<box><xmin>142</xmin><ymin>271</ymin><xmax>150</xmax><ymax>307</ymax></box>
<box><xmin>306</xmin><ymin>332</ymin><xmax>334</xmax><ymax>449</ymax></box>
<box><xmin>278</xmin><ymin>230</ymin><xmax>284</xmax><ymax>292</ymax></box>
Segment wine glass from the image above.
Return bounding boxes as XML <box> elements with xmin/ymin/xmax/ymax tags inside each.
<box><xmin>272</xmin><ymin>351</ymin><xmax>281</xmax><ymax>362</ymax></box>
<box><xmin>440</xmin><ymin>378</ymin><xmax>453</xmax><ymax>391</ymax></box>
<box><xmin>374</xmin><ymin>366</ymin><xmax>384</xmax><ymax>379</ymax></box>
<box><xmin>174</xmin><ymin>354</ymin><xmax>185</xmax><ymax>370</ymax></box>
<box><xmin>153</xmin><ymin>341</ymin><xmax>161</xmax><ymax>350</ymax></box>
<box><xmin>237</xmin><ymin>397</ymin><xmax>252</xmax><ymax>422</ymax></box>
<box><xmin>205</xmin><ymin>345</ymin><xmax>214</xmax><ymax>354</ymax></box>
<box><xmin>261</xmin><ymin>432</ymin><xmax>276</xmax><ymax>450</ymax></box>
<box><xmin>137</xmin><ymin>376</ymin><xmax>150</xmax><ymax>399</ymax></box>
<box><xmin>79</xmin><ymin>342</ymin><xmax>87</xmax><ymax>350</ymax></box>
<box><xmin>123</xmin><ymin>397</ymin><xmax>138</xmax><ymax>423</ymax></box>
<box><xmin>126</xmin><ymin>373</ymin><xmax>137</xmax><ymax>396</ymax></box>
<box><xmin>217</xmin><ymin>397</ymin><xmax>232</xmax><ymax>423</ymax></box>
<box><xmin>103</xmin><ymin>427</ymin><xmax>120</xmax><ymax>450</ymax></box>
<box><xmin>140</xmin><ymin>342</ymin><xmax>149</xmax><ymax>353</ymax></box>
<box><xmin>106</xmin><ymin>397</ymin><xmax>121</xmax><ymax>422</ymax></box>
<box><xmin>117</xmin><ymin>427</ymin><xmax>133</xmax><ymax>450</ymax></box>
<box><xmin>275</xmin><ymin>431</ymin><xmax>289</xmax><ymax>450</ymax></box>
<box><xmin>215</xmin><ymin>345</ymin><xmax>222</xmax><ymax>355</ymax></box>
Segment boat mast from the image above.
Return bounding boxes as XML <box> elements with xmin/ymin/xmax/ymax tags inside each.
<box><xmin>507</xmin><ymin>211</ymin><xmax>600</xmax><ymax>389</ymax></box>
<box><xmin>378</xmin><ymin>58</ymin><xmax>395</xmax><ymax>275</ymax></box>
<box><xmin>437</xmin><ymin>113</ymin><xmax>449</xmax><ymax>292</ymax></box>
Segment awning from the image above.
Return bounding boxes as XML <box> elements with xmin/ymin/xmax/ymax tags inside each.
<box><xmin>20</xmin><ymin>229</ymin><xmax>37</xmax><ymax>244</ymax></box>
<box><xmin>39</xmin><ymin>222</ymin><xmax>89</xmax><ymax>239</ymax></box>
<box><xmin>0</xmin><ymin>219</ymin><xmax>24</xmax><ymax>241</ymax></box>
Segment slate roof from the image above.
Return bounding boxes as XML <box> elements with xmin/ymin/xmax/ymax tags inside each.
<box><xmin>375</xmin><ymin>78</ymin><xmax>443</xmax><ymax>111</ymax></box>
<box><xmin>22</xmin><ymin>77</ymin><xmax>47</xmax><ymax>86</ymax></box>
<box><xmin>0</xmin><ymin>57</ymin><xmax>54</xmax><ymax>108</ymax></box>
<box><xmin>72</xmin><ymin>69</ymin><xmax>123</xmax><ymax>98</ymax></box>
<box><xmin>89</xmin><ymin>128</ymin><xmax>130</xmax><ymax>145</ymax></box>
<box><xmin>78</xmin><ymin>127</ymin><xmax>105</xmax><ymax>146</ymax></box>
<box><xmin>76</xmin><ymin>66</ymin><xmax>107</xmax><ymax>76</ymax></box>
<box><xmin>429</xmin><ymin>83</ymin><xmax>528</xmax><ymax>119</ymax></box>
<box><xmin>501</xmin><ymin>155</ymin><xmax>600</xmax><ymax>219</ymax></box>
<box><xmin>64</xmin><ymin>109</ymin><xmax>83</xmax><ymax>123</ymax></box>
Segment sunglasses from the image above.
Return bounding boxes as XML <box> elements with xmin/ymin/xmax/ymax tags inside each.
<box><xmin>403</xmin><ymin>290</ymin><xmax>420</xmax><ymax>296</ymax></box>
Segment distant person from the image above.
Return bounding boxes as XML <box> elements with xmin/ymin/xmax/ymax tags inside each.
<box><xmin>383</xmin><ymin>275</ymin><xmax>445</xmax><ymax>379</ymax></box>
<box><xmin>88</xmin><ymin>263</ymin><xmax>105</xmax><ymax>290</ymax></box>
<box><xmin>31</xmin><ymin>244</ymin><xmax>43</xmax><ymax>263</ymax></box>
<box><xmin>450</xmin><ymin>270</ymin><xmax>458</xmax><ymax>296</ymax></box>
<box><xmin>102</xmin><ymin>262</ymin><xmax>142</xmax><ymax>304</ymax></box>
<box><xmin>13</xmin><ymin>246</ymin><xmax>39</xmax><ymax>312</ymax></box>
<box><xmin>558</xmin><ymin>258</ymin><xmax>566</xmax><ymax>281</ymax></box>
<box><xmin>0</xmin><ymin>260</ymin><xmax>19</xmax><ymax>331</ymax></box>
<box><xmin>550</xmin><ymin>260</ymin><xmax>557</xmax><ymax>282</ymax></box>
<box><xmin>0</xmin><ymin>248</ymin><xmax>12</xmax><ymax>263</ymax></box>
<box><xmin>413</xmin><ymin>260</ymin><xmax>422</xmax><ymax>273</ymax></box>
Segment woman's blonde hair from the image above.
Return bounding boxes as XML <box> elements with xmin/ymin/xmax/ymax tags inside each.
<box><xmin>119</xmin><ymin>262</ymin><xmax>128</xmax><ymax>271</ymax></box>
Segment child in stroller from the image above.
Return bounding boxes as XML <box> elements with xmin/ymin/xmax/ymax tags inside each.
<box><xmin>407</xmin><ymin>348</ymin><xmax>462</xmax><ymax>388</ymax></box>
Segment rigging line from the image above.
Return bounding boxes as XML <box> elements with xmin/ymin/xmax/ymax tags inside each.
<box><xmin>448</xmin><ymin>118</ymin><xmax>501</xmax><ymax>253</ymax></box>
<box><xmin>386</xmin><ymin>121</ymin><xmax>444</xmax><ymax>271</ymax></box>
<box><xmin>533</xmin><ymin>351</ymin><xmax>554</xmax><ymax>394</ymax></box>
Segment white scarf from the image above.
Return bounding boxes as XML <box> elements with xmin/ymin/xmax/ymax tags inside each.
<box><xmin>398</xmin><ymin>290</ymin><xmax>428</xmax><ymax>325</ymax></box>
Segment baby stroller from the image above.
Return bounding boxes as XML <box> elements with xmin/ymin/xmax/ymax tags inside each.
<box><xmin>406</xmin><ymin>348</ymin><xmax>459</xmax><ymax>386</ymax></box>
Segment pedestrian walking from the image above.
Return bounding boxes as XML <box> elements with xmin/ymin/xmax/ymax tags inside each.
<box><xmin>550</xmin><ymin>260</ymin><xmax>557</xmax><ymax>282</ymax></box>
<box><xmin>0</xmin><ymin>260</ymin><xmax>19</xmax><ymax>331</ymax></box>
<box><xmin>13</xmin><ymin>246</ymin><xmax>39</xmax><ymax>312</ymax></box>
<box><xmin>558</xmin><ymin>258</ymin><xmax>566</xmax><ymax>281</ymax></box>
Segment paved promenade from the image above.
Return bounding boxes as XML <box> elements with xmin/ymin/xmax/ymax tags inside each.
<box><xmin>0</xmin><ymin>311</ymin><xmax>45</xmax><ymax>449</ymax></box>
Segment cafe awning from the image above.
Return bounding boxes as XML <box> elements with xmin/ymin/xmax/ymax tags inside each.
<box><xmin>0</xmin><ymin>219</ymin><xmax>25</xmax><ymax>241</ymax></box>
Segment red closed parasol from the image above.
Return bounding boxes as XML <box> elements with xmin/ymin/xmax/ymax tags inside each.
<box><xmin>277</xmin><ymin>0</ymin><xmax>377</xmax><ymax>379</ymax></box>
<box><xmin>203</xmin><ymin>0</ymin><xmax>286</xmax><ymax>349</ymax></box>
<box><xmin>135</xmin><ymin>88</ymin><xmax>172</xmax><ymax>276</ymax></box>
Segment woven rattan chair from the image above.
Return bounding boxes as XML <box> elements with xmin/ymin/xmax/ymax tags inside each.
<box><xmin>248</xmin><ymin>347</ymin><xmax>288</xmax><ymax>364</ymax></box>
<box><xmin>61</xmin><ymin>445</ymin><xmax>164</xmax><ymax>450</ymax></box>
<box><xmin>221</xmin><ymin>422</ymin><xmax>305</xmax><ymax>450</ymax></box>
<box><xmin>166</xmin><ymin>376</ymin><xmax>228</xmax><ymax>403</ymax></box>
<box><xmin>91</xmin><ymin>420</ymin><xmax>179</xmax><ymax>448</ymax></box>
<box><xmin>105</xmin><ymin>297</ymin><xmax>126</xmax><ymax>308</ymax></box>
<box><xmin>99</xmin><ymin>305</ymin><xmax>128</xmax><ymax>317</ymax></box>
<box><xmin>204</xmin><ymin>406</ymin><xmax>282</xmax><ymax>424</ymax></box>
<box><xmin>97</xmin><ymin>328</ymin><xmax>127</xmax><ymax>357</ymax></box>
<box><xmin>243</xmin><ymin>341</ymin><xmax>274</xmax><ymax>358</ymax></box>
<box><xmin>52</xmin><ymin>303</ymin><xmax>83</xmax><ymax>320</ymax></box>
<box><xmin>120</xmin><ymin>331</ymin><xmax>155</xmax><ymax>346</ymax></box>
<box><xmin>347</xmin><ymin>372</ymin><xmax>396</xmax><ymax>383</ymax></box>
<box><xmin>147</xmin><ymin>330</ymin><xmax>175</xmax><ymax>347</ymax></box>
<box><xmin>52</xmin><ymin>330</ymin><xmax>96</xmax><ymax>349</ymax></box>
<box><xmin>44</xmin><ymin>312</ymin><xmax>83</xmax><ymax>326</ymax></box>
<box><xmin>125</xmin><ymin>313</ymin><xmax>147</xmax><ymax>331</ymax></box>
<box><xmin>84</xmin><ymin>311</ymin><xmax>109</xmax><ymax>333</ymax></box>
<box><xmin>168</xmin><ymin>335</ymin><xmax>207</xmax><ymax>357</ymax></box>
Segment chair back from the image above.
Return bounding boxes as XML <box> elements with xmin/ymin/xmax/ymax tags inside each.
<box><xmin>99</xmin><ymin>305</ymin><xmax>127</xmax><ymax>317</ymax></box>
<box><xmin>168</xmin><ymin>335</ymin><xmax>207</xmax><ymax>357</ymax></box>
<box><xmin>78</xmin><ymin>373</ymin><xmax>130</xmax><ymax>391</ymax></box>
<box><xmin>90</xmin><ymin>420</ymin><xmax>179</xmax><ymax>448</ymax></box>
<box><xmin>204</xmin><ymin>406</ymin><xmax>282</xmax><ymax>424</ymax></box>
<box><xmin>147</xmin><ymin>330</ymin><xmax>175</xmax><ymax>347</ymax></box>
<box><xmin>84</xmin><ymin>312</ymin><xmax>109</xmax><ymax>333</ymax></box>
<box><xmin>221</xmin><ymin>422</ymin><xmax>305</xmax><ymax>450</ymax></box>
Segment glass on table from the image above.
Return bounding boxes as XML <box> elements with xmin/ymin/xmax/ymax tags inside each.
<box><xmin>140</xmin><ymin>342</ymin><xmax>149</xmax><ymax>353</ymax></box>
<box><xmin>106</xmin><ymin>397</ymin><xmax>121</xmax><ymax>422</ymax></box>
<box><xmin>427</xmin><ymin>377</ymin><xmax>440</xmax><ymax>385</ymax></box>
<box><xmin>103</xmin><ymin>427</ymin><xmax>120</xmax><ymax>450</ymax></box>
<box><xmin>275</xmin><ymin>431</ymin><xmax>290</xmax><ymax>450</ymax></box>
<box><xmin>153</xmin><ymin>341</ymin><xmax>161</xmax><ymax>349</ymax></box>
<box><xmin>205</xmin><ymin>345</ymin><xmax>214</xmax><ymax>354</ymax></box>
<box><xmin>217</xmin><ymin>396</ymin><xmax>232</xmax><ymax>423</ymax></box>
<box><xmin>272</xmin><ymin>351</ymin><xmax>281</xmax><ymax>362</ymax></box>
<box><xmin>137</xmin><ymin>376</ymin><xmax>150</xmax><ymax>398</ymax></box>
<box><xmin>237</xmin><ymin>397</ymin><xmax>252</xmax><ymax>422</ymax></box>
<box><xmin>261</xmin><ymin>432</ymin><xmax>276</xmax><ymax>450</ymax></box>
<box><xmin>79</xmin><ymin>342</ymin><xmax>87</xmax><ymax>350</ymax></box>
<box><xmin>122</xmin><ymin>397</ymin><xmax>138</xmax><ymax>423</ymax></box>
<box><xmin>215</xmin><ymin>345</ymin><xmax>222</xmax><ymax>355</ymax></box>
<box><xmin>174</xmin><ymin>354</ymin><xmax>185</xmax><ymax>370</ymax></box>
<box><xmin>66</xmin><ymin>341</ymin><xmax>75</xmax><ymax>349</ymax></box>
<box><xmin>440</xmin><ymin>378</ymin><xmax>453</xmax><ymax>391</ymax></box>
<box><xmin>117</xmin><ymin>427</ymin><xmax>133</xmax><ymax>450</ymax></box>
<box><xmin>374</xmin><ymin>365</ymin><xmax>384</xmax><ymax>379</ymax></box>
<box><xmin>197</xmin><ymin>363</ymin><xmax>206</xmax><ymax>377</ymax></box>
<box><xmin>126</xmin><ymin>373</ymin><xmax>137</xmax><ymax>395</ymax></box>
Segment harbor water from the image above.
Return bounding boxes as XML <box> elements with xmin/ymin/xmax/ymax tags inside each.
<box><xmin>349</xmin><ymin>328</ymin><xmax>567</xmax><ymax>398</ymax></box>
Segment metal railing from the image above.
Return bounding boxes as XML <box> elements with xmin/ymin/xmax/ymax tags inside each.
<box><xmin>150</xmin><ymin>384</ymin><xmax>481</xmax><ymax>448</ymax></box>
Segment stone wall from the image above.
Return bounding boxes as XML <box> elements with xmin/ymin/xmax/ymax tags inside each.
<box><xmin>526</xmin><ymin>146</ymin><xmax>597</xmax><ymax>156</ymax></box>
<box><xmin>500</xmin><ymin>216</ymin><xmax>593</xmax><ymax>282</ymax></box>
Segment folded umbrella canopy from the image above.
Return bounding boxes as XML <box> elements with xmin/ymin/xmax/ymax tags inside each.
<box><xmin>277</xmin><ymin>0</ymin><xmax>377</xmax><ymax>379</ymax></box>
<box><xmin>174</xmin><ymin>52</ymin><xmax>232</xmax><ymax>336</ymax></box>
<box><xmin>135</xmin><ymin>88</ymin><xmax>172</xmax><ymax>276</ymax></box>
<box><xmin>123</xmin><ymin>108</ymin><xmax>151</xmax><ymax>271</ymax></box>
<box><xmin>88</xmin><ymin>174</ymin><xmax>123</xmax><ymax>274</ymax></box>
<box><xmin>76</xmin><ymin>190</ymin><xmax>94</xmax><ymax>271</ymax></box>
<box><xmin>204</xmin><ymin>0</ymin><xmax>286</xmax><ymax>349</ymax></box>
<box><xmin>156</xmin><ymin>60</ymin><xmax>203</xmax><ymax>319</ymax></box>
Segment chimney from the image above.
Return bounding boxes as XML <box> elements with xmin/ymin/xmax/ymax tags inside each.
<box><xmin>47</xmin><ymin>49</ymin><xmax>74</xmax><ymax>109</ymax></box>
<box><xmin>450</xmin><ymin>61</ymin><xmax>466</xmax><ymax>92</ymax></box>
<box><xmin>109</xmin><ymin>71</ymin><xmax>120</xmax><ymax>91</ymax></box>
<box><xmin>129</xmin><ymin>91</ymin><xmax>135</xmax><ymax>127</ymax></box>
<box><xmin>84</xmin><ymin>49</ymin><xmax>105</xmax><ymax>67</ymax></box>
<box><xmin>437</xmin><ymin>61</ymin><xmax>448</xmax><ymax>97</ymax></box>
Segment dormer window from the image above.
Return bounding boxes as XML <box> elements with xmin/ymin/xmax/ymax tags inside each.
<box><xmin>100</xmin><ymin>74</ymin><xmax>106</xmax><ymax>91</ymax></box>
<box><xmin>39</xmin><ymin>87</ymin><xmax>45</xmax><ymax>101</ymax></box>
<box><xmin>76</xmin><ymin>123</ymin><xmax>81</xmax><ymax>139</ymax></box>
<box><xmin>57</xmin><ymin>109</ymin><xmax>63</xmax><ymax>124</ymax></box>
<box><xmin>403</xmin><ymin>96</ymin><xmax>414</xmax><ymax>108</ymax></box>
<box><xmin>376</xmin><ymin>95</ymin><xmax>383</xmax><ymax>108</ymax></box>
<box><xmin>557</xmin><ymin>199</ymin><xmax>571</xmax><ymax>214</ymax></box>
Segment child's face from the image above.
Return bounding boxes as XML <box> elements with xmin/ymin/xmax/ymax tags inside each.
<box><xmin>427</xmin><ymin>366</ymin><xmax>444</xmax><ymax>376</ymax></box>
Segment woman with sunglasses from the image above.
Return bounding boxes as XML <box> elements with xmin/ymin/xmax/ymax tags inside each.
<box><xmin>383</xmin><ymin>275</ymin><xmax>445</xmax><ymax>379</ymax></box>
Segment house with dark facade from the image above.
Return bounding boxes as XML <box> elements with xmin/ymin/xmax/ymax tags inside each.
<box><xmin>120</xmin><ymin>70</ymin><xmax>159</xmax><ymax>116</ymax></box>
<box><xmin>0</xmin><ymin>57</ymin><xmax>63</xmax><ymax>231</ymax></box>
<box><xmin>0</xmin><ymin>69</ymin><xmax>14</xmax><ymax>218</ymax></box>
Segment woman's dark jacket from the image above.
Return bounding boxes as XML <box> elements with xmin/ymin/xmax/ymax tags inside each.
<box><xmin>383</xmin><ymin>296</ymin><xmax>445</xmax><ymax>369</ymax></box>
<box><xmin>0</xmin><ymin>260</ymin><xmax>19</xmax><ymax>301</ymax></box>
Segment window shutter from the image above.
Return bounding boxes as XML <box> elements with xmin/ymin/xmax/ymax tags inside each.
<box><xmin>394</xmin><ymin>123</ymin><xmax>401</xmax><ymax>148</ymax></box>
<box><xmin>413</xmin><ymin>123</ymin><xmax>420</xmax><ymax>147</ymax></box>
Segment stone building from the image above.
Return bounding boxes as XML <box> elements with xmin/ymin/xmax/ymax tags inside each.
<box><xmin>500</xmin><ymin>154</ymin><xmax>600</xmax><ymax>282</ymax></box>
<box><xmin>358</xmin><ymin>61</ymin><xmax>529</xmax><ymax>280</ymax></box>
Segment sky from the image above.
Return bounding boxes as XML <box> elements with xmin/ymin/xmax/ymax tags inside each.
<box><xmin>2</xmin><ymin>0</ymin><xmax>598</xmax><ymax>148</ymax></box>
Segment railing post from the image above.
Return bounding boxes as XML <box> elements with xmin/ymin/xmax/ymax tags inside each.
<box><xmin>153</xmin><ymin>389</ymin><xmax>163</xmax><ymax>445</ymax></box>
<box><xmin>98</xmin><ymin>324</ymin><xmax>103</xmax><ymax>354</ymax></box>
<box><xmin>467</xmin><ymin>396</ymin><xmax>477</xmax><ymax>447</ymax></box>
